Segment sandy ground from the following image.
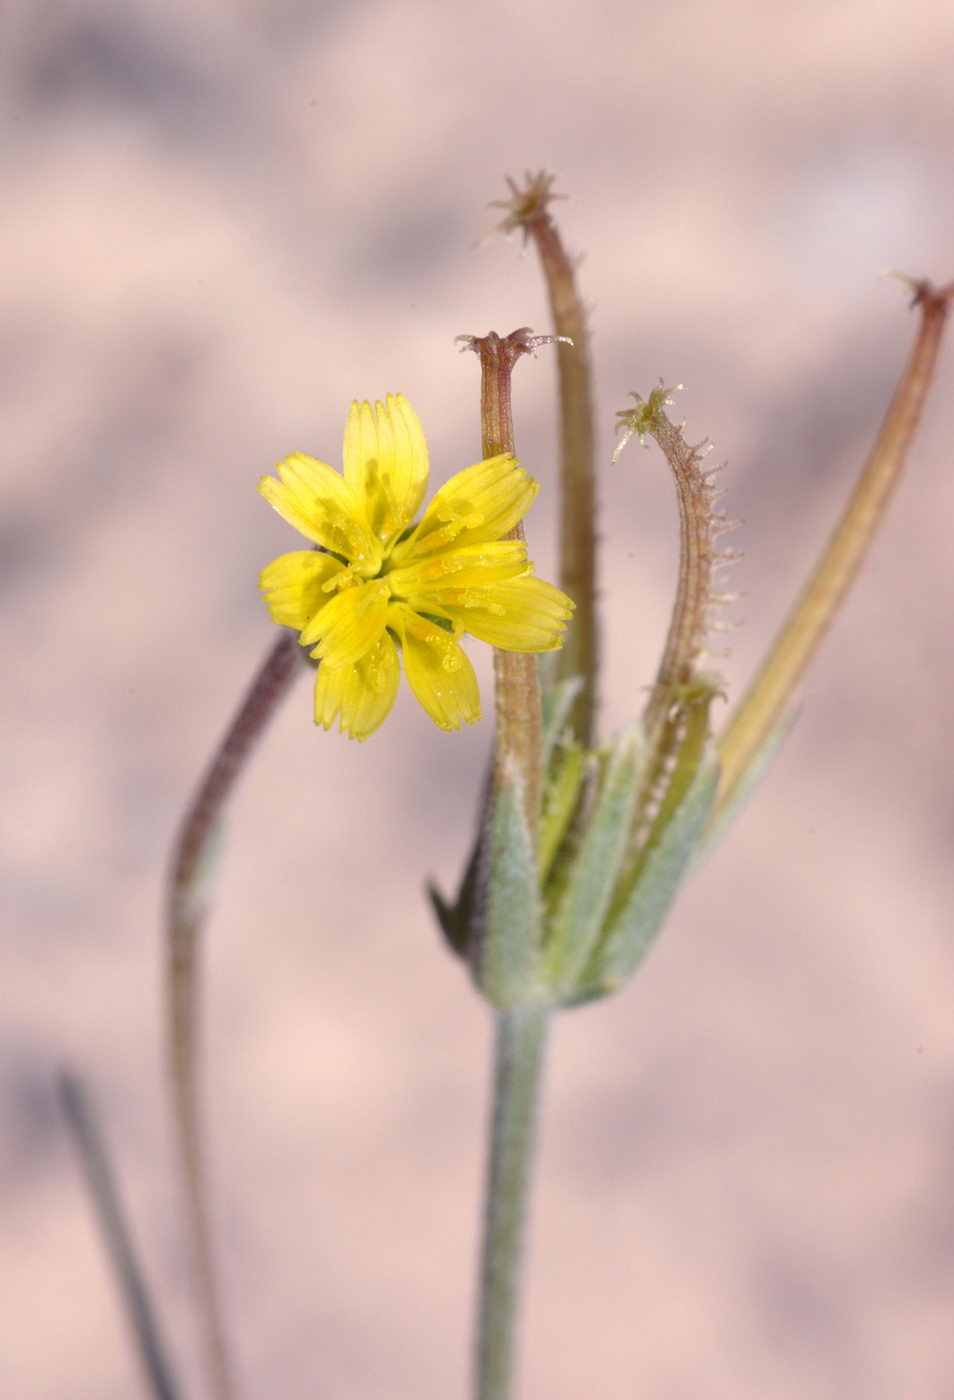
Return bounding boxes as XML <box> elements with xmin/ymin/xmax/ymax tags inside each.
<box><xmin>3</xmin><ymin>1</ymin><xmax>954</xmax><ymax>1397</ymax></box>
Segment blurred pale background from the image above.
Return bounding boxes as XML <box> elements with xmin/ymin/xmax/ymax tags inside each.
<box><xmin>3</xmin><ymin>1</ymin><xmax>954</xmax><ymax>1397</ymax></box>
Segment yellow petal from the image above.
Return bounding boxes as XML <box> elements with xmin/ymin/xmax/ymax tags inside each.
<box><xmin>439</xmin><ymin>576</ymin><xmax>575</xmax><ymax>651</ymax></box>
<box><xmin>387</xmin><ymin>539</ymin><xmax>530</xmax><ymax>597</ymax></box>
<box><xmin>314</xmin><ymin>634</ymin><xmax>401</xmax><ymax>740</ymax></box>
<box><xmin>391</xmin><ymin>604</ymin><xmax>481</xmax><ymax>731</ymax></box>
<box><xmin>398</xmin><ymin>455</ymin><xmax>538</xmax><ymax>557</ymax></box>
<box><xmin>342</xmin><ymin>394</ymin><xmax>429</xmax><ymax>545</ymax></box>
<box><xmin>259</xmin><ymin>453</ymin><xmax>382</xmax><ymax>571</ymax></box>
<box><xmin>301</xmin><ymin>578</ymin><xmax>390</xmax><ymax>669</ymax></box>
<box><xmin>258</xmin><ymin>550</ymin><xmax>346</xmax><ymax>631</ymax></box>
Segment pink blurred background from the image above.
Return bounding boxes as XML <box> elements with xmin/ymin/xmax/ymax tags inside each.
<box><xmin>3</xmin><ymin>1</ymin><xmax>954</xmax><ymax>1397</ymax></box>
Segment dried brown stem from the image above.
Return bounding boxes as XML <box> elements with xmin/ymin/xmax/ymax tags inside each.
<box><xmin>615</xmin><ymin>387</ymin><xmax>732</xmax><ymax>841</ymax></box>
<box><xmin>641</xmin><ymin>414</ymin><xmax>724</xmax><ymax>732</ymax></box>
<box><xmin>493</xmin><ymin>174</ymin><xmax>599</xmax><ymax>744</ymax></box>
<box><xmin>464</xmin><ymin>329</ymin><xmax>558</xmax><ymax>828</ymax></box>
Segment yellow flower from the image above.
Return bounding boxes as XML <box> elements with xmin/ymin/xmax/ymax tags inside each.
<box><xmin>259</xmin><ymin>394</ymin><xmax>574</xmax><ymax>739</ymax></box>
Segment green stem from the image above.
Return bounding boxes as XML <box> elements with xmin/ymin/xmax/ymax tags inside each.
<box><xmin>476</xmin><ymin>1003</ymin><xmax>551</xmax><ymax>1400</ymax></box>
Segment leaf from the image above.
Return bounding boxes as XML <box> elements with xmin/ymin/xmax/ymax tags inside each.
<box><xmin>472</xmin><ymin>760</ymin><xmax>543</xmax><ymax>1008</ymax></box>
<box><xmin>538</xmin><ymin>740</ymin><xmax>587</xmax><ymax>884</ymax></box>
<box><xmin>542</xmin><ymin>729</ymin><xmax>640</xmax><ymax>998</ymax></box>
<box><xmin>540</xmin><ymin>674</ymin><xmax>585</xmax><ymax>771</ymax></box>
<box><xmin>570</xmin><ymin>753</ymin><xmax>719</xmax><ymax>1004</ymax></box>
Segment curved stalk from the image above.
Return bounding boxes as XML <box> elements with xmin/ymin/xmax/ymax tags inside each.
<box><xmin>166</xmin><ymin>631</ymin><xmax>303</xmax><ymax>1400</ymax></box>
<box><xmin>714</xmin><ymin>280</ymin><xmax>953</xmax><ymax>826</ymax></box>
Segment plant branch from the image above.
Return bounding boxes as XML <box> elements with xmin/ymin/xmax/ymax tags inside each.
<box><xmin>465</xmin><ymin>329</ymin><xmax>558</xmax><ymax>830</ymax></box>
<box><xmin>713</xmin><ymin>279</ymin><xmax>953</xmax><ymax>826</ymax></box>
<box><xmin>165</xmin><ymin>631</ymin><xmax>303</xmax><ymax>1400</ymax></box>
<box><xmin>59</xmin><ymin>1071</ymin><xmax>182</xmax><ymax>1400</ymax></box>
<box><xmin>495</xmin><ymin>175</ymin><xmax>599</xmax><ymax>743</ymax></box>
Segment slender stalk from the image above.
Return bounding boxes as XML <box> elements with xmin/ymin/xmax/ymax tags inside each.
<box><xmin>713</xmin><ymin>280</ymin><xmax>953</xmax><ymax>826</ymax></box>
<box><xmin>507</xmin><ymin>174</ymin><xmax>599</xmax><ymax>745</ymax></box>
<box><xmin>521</xmin><ymin>183</ymin><xmax>593</xmax><ymax>744</ymax></box>
<box><xmin>59</xmin><ymin>1072</ymin><xmax>181</xmax><ymax>1400</ymax></box>
<box><xmin>166</xmin><ymin>631</ymin><xmax>303</xmax><ymax>1400</ymax></box>
<box><xmin>609</xmin><ymin>391</ymin><xmax>729</xmax><ymax>847</ymax></box>
<box><xmin>463</xmin><ymin>327</ymin><xmax>564</xmax><ymax>1395</ymax></box>
<box><xmin>638</xmin><ymin>407</ymin><xmax>722</xmax><ymax>736</ymax></box>
<box><xmin>476</xmin><ymin>1004</ymin><xmax>551</xmax><ymax>1400</ymax></box>
<box><xmin>466</xmin><ymin>328</ymin><xmax>555</xmax><ymax>829</ymax></box>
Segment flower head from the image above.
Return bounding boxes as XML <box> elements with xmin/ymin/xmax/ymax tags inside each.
<box><xmin>259</xmin><ymin>394</ymin><xmax>574</xmax><ymax>739</ymax></box>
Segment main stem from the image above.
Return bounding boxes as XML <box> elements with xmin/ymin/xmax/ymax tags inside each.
<box><xmin>476</xmin><ymin>1004</ymin><xmax>550</xmax><ymax>1400</ymax></box>
<box><xmin>467</xmin><ymin>328</ymin><xmax>561</xmax><ymax>1398</ymax></box>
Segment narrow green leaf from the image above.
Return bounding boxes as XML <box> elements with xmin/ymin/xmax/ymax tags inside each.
<box><xmin>473</xmin><ymin>762</ymin><xmax>543</xmax><ymax>1008</ymax></box>
<box><xmin>538</xmin><ymin>740</ymin><xmax>586</xmax><ymax>883</ymax></box>
<box><xmin>572</xmin><ymin>755</ymin><xmax>719</xmax><ymax>1003</ymax></box>
<box><xmin>542</xmin><ymin>729</ymin><xmax>640</xmax><ymax>997</ymax></box>
<box><xmin>540</xmin><ymin>674</ymin><xmax>585</xmax><ymax>771</ymax></box>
